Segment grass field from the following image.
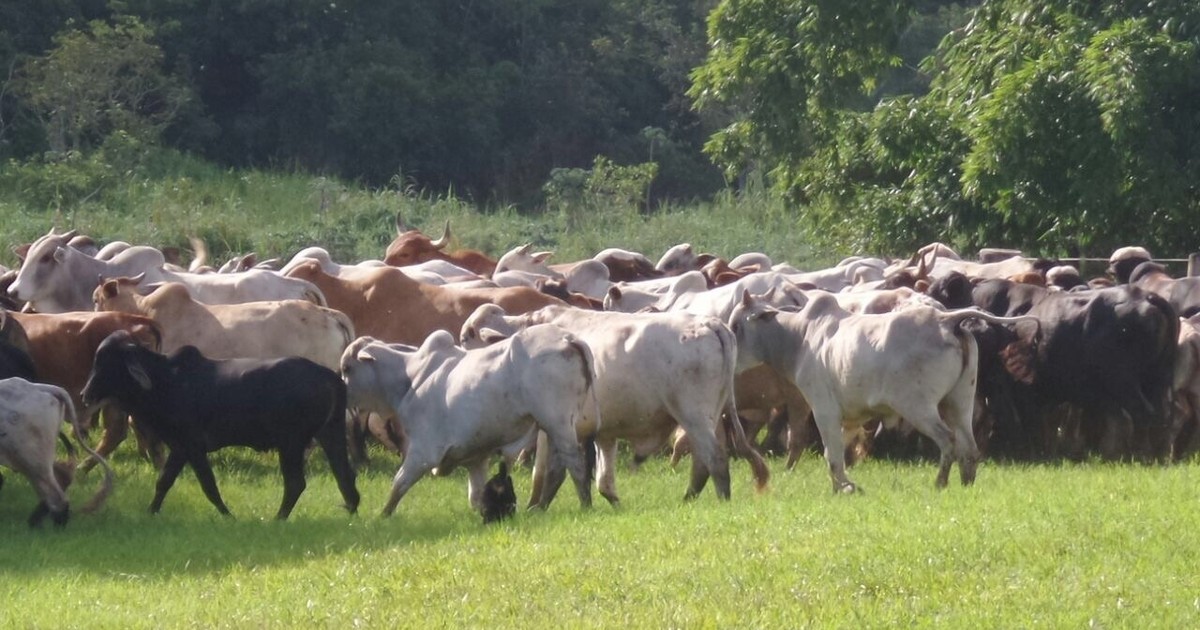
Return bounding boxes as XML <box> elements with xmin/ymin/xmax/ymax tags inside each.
<box><xmin>2</xmin><ymin>446</ymin><xmax>1198</xmax><ymax>628</ymax></box>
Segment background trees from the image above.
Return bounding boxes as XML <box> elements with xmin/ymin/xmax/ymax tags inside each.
<box><xmin>2</xmin><ymin>0</ymin><xmax>1196</xmax><ymax>258</ymax></box>
<box><xmin>692</xmin><ymin>0</ymin><xmax>1200</xmax><ymax>255</ymax></box>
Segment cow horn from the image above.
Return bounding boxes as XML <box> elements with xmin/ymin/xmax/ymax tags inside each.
<box><xmin>395</xmin><ymin>211</ymin><xmax>409</xmax><ymax>235</ymax></box>
<box><xmin>60</xmin><ymin>229</ymin><xmax>78</xmax><ymax>241</ymax></box>
<box><xmin>431</xmin><ymin>220</ymin><xmax>451</xmax><ymax>250</ymax></box>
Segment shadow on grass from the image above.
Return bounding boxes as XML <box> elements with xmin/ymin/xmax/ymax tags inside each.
<box><xmin>0</xmin><ymin>445</ymin><xmax>581</xmax><ymax>580</ymax></box>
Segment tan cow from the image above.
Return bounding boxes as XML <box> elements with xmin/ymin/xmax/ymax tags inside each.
<box><xmin>92</xmin><ymin>278</ymin><xmax>354</xmax><ymax>371</ymax></box>
<box><xmin>284</xmin><ymin>260</ymin><xmax>563</xmax><ymax>346</ymax></box>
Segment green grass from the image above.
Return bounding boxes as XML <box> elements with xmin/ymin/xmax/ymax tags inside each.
<box><xmin>2</xmin><ymin>448</ymin><xmax>1198</xmax><ymax>628</ymax></box>
<box><xmin>0</xmin><ymin>148</ymin><xmax>827</xmax><ymax>271</ymax></box>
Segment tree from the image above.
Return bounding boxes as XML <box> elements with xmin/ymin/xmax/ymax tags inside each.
<box><xmin>15</xmin><ymin>16</ymin><xmax>193</xmax><ymax>155</ymax></box>
<box><xmin>692</xmin><ymin>0</ymin><xmax>1200</xmax><ymax>256</ymax></box>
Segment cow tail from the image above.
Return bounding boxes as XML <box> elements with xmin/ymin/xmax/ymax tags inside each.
<box><xmin>567</xmin><ymin>336</ymin><xmax>600</xmax><ymax>483</ymax></box>
<box><xmin>57</xmin><ymin>389</ymin><xmax>114</xmax><ymax>514</ymax></box>
<box><xmin>710</xmin><ymin>319</ymin><xmax>770</xmax><ymax>492</ymax></box>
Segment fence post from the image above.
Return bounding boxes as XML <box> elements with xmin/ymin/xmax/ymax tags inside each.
<box><xmin>1188</xmin><ymin>253</ymin><xmax>1200</xmax><ymax>277</ymax></box>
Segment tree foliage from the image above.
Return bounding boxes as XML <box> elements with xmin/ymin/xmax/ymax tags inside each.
<box><xmin>15</xmin><ymin>17</ymin><xmax>193</xmax><ymax>154</ymax></box>
<box><xmin>694</xmin><ymin>0</ymin><xmax>1200</xmax><ymax>256</ymax></box>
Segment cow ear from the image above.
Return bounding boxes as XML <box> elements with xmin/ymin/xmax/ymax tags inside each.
<box><xmin>127</xmin><ymin>359</ymin><xmax>152</xmax><ymax>390</ymax></box>
<box><xmin>741</xmin><ymin>289</ymin><xmax>754</xmax><ymax>308</ymax></box>
<box><xmin>12</xmin><ymin>243</ymin><xmax>30</xmax><ymax>261</ymax></box>
<box><xmin>53</xmin><ymin>246</ymin><xmax>68</xmax><ymax>263</ymax></box>
<box><xmin>355</xmin><ymin>349</ymin><xmax>376</xmax><ymax>363</ymax></box>
<box><xmin>479</xmin><ymin>328</ymin><xmax>509</xmax><ymax>345</ymax></box>
<box><xmin>532</xmin><ymin>251</ymin><xmax>553</xmax><ymax>264</ymax></box>
<box><xmin>753</xmin><ymin>309</ymin><xmax>779</xmax><ymax>322</ymax></box>
<box><xmin>101</xmin><ymin>280</ymin><xmax>120</xmax><ymax>299</ymax></box>
<box><xmin>607</xmin><ymin>286</ymin><xmax>622</xmax><ymax>301</ymax></box>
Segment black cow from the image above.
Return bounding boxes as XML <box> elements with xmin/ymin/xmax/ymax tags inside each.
<box><xmin>929</xmin><ymin>272</ymin><xmax>1178</xmax><ymax>460</ymax></box>
<box><xmin>81</xmin><ymin>331</ymin><xmax>360</xmax><ymax>519</ymax></box>
<box><xmin>0</xmin><ymin>310</ymin><xmax>36</xmax><ymax>381</ymax></box>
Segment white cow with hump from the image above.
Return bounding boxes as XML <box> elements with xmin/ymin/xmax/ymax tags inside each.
<box><xmin>461</xmin><ymin>303</ymin><xmax>769</xmax><ymax>505</ymax></box>
<box><xmin>8</xmin><ymin>230</ymin><xmax>326</xmax><ymax>313</ymax></box>
<box><xmin>729</xmin><ymin>290</ymin><xmax>1033</xmax><ymax>493</ymax></box>
<box><xmin>340</xmin><ymin>328</ymin><xmax>596</xmax><ymax>517</ymax></box>
<box><xmin>0</xmin><ymin>378</ymin><xmax>115</xmax><ymax>526</ymax></box>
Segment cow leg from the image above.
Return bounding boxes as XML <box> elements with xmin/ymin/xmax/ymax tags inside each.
<box><xmin>25</xmin><ymin>466</ymin><xmax>69</xmax><ymax>528</ymax></box>
<box><xmin>896</xmin><ymin>405</ymin><xmax>956</xmax><ymax>488</ymax></box>
<box><xmin>275</xmin><ymin>448</ymin><xmax>307</xmax><ymax>520</ymax></box>
<box><xmin>382</xmin><ymin>458</ymin><xmax>435</xmax><ymax>517</ymax></box>
<box><xmin>81</xmin><ymin>405</ymin><xmax>128</xmax><ymax>473</ymax></box>
<box><xmin>595</xmin><ymin>438</ymin><xmax>620</xmax><ymax>506</ymax></box>
<box><xmin>467</xmin><ymin>460</ymin><xmax>489</xmax><ymax>511</ymax></box>
<box><xmin>149</xmin><ymin>450</ymin><xmax>188</xmax><ymax>514</ymax></box>
<box><xmin>347</xmin><ymin>411</ymin><xmax>371</xmax><ymax>467</ymax></box>
<box><xmin>534</xmin><ymin>424</ymin><xmax>591</xmax><ymax>510</ymax></box>
<box><xmin>527</xmin><ymin>431</ymin><xmax>550</xmax><ymax>509</ymax></box>
<box><xmin>669</xmin><ymin>431</ymin><xmax>690</xmax><ymax>468</ymax></box>
<box><xmin>682</xmin><ymin>426</ymin><xmax>729</xmax><ymax>500</ymax></box>
<box><xmin>785</xmin><ymin>410</ymin><xmax>814</xmax><ymax>470</ymax></box>
<box><xmin>187</xmin><ymin>452</ymin><xmax>232</xmax><ymax>516</ymax></box>
<box><xmin>314</xmin><ymin>417</ymin><xmax>360</xmax><ymax>514</ymax></box>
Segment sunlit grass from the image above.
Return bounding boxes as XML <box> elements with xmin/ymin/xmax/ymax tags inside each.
<box><xmin>2</xmin><ymin>447</ymin><xmax>1198</xmax><ymax>627</ymax></box>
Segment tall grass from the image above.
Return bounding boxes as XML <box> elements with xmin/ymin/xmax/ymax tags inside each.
<box><xmin>0</xmin><ymin>148</ymin><xmax>827</xmax><ymax>270</ymax></box>
<box><xmin>1</xmin><ymin>448</ymin><xmax>1198</xmax><ymax>627</ymax></box>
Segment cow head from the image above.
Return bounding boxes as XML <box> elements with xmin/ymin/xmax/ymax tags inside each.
<box><xmin>495</xmin><ymin>243</ymin><xmax>558</xmax><ymax>277</ymax></box>
<box><xmin>384</xmin><ymin>214</ymin><xmax>452</xmax><ymax>267</ymax></box>
<box><xmin>1108</xmin><ymin>246</ymin><xmax>1152</xmax><ymax>284</ymax></box>
<box><xmin>92</xmin><ymin>275</ymin><xmax>147</xmax><ymax>312</ymax></box>
<box><xmin>656</xmin><ymin>243</ymin><xmax>698</xmax><ymax>276</ymax></box>
<box><xmin>81</xmin><ymin>330</ymin><xmax>161</xmax><ymax>407</ymax></box>
<box><xmin>340</xmin><ymin>336</ymin><xmax>415</xmax><ymax>414</ymax></box>
<box><xmin>460</xmin><ymin>304</ymin><xmax>515</xmax><ymax>349</ymax></box>
<box><xmin>7</xmin><ymin>230</ymin><xmax>78</xmax><ymax>305</ymax></box>
<box><xmin>727</xmin><ymin>290</ymin><xmax>781</xmax><ymax>373</ymax></box>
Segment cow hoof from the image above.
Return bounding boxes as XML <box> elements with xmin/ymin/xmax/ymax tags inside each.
<box><xmin>834</xmin><ymin>482</ymin><xmax>858</xmax><ymax>494</ymax></box>
<box><xmin>52</xmin><ymin>508</ymin><xmax>70</xmax><ymax>528</ymax></box>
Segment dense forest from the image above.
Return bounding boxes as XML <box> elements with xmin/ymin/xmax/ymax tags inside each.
<box><xmin>2</xmin><ymin>1</ymin><xmax>1198</xmax><ymax>255</ymax></box>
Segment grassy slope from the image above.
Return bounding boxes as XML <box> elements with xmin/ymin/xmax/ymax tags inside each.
<box><xmin>1</xmin><ymin>449</ymin><xmax>1198</xmax><ymax>628</ymax></box>
<box><xmin>0</xmin><ymin>150</ymin><xmax>823</xmax><ymax>271</ymax></box>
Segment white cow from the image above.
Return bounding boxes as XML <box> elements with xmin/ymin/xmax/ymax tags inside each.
<box><xmin>461</xmin><ymin>304</ymin><xmax>769</xmax><ymax>505</ymax></box>
<box><xmin>9</xmin><ymin>230</ymin><xmax>326</xmax><ymax>311</ymax></box>
<box><xmin>0</xmin><ymin>378</ymin><xmax>114</xmax><ymax>526</ymax></box>
<box><xmin>728</xmin><ymin>290</ymin><xmax>1031</xmax><ymax>493</ymax></box>
<box><xmin>340</xmin><ymin>328</ymin><xmax>595</xmax><ymax>517</ymax></box>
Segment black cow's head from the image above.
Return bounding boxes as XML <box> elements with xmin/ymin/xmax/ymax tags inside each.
<box><xmin>81</xmin><ymin>330</ymin><xmax>158</xmax><ymax>407</ymax></box>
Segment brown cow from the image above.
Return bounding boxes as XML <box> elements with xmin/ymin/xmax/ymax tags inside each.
<box><xmin>285</xmin><ymin>260</ymin><xmax>563</xmax><ymax>345</ymax></box>
<box><xmin>11</xmin><ymin>310</ymin><xmax>163</xmax><ymax>464</ymax></box>
<box><xmin>384</xmin><ymin>215</ymin><xmax>497</xmax><ymax>276</ymax></box>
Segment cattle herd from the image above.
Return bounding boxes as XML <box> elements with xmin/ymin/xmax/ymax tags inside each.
<box><xmin>0</xmin><ymin>215</ymin><xmax>1195</xmax><ymax>528</ymax></box>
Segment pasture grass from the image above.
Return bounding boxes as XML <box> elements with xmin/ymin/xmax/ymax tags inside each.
<box><xmin>2</xmin><ymin>447</ymin><xmax>1198</xmax><ymax>628</ymax></box>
